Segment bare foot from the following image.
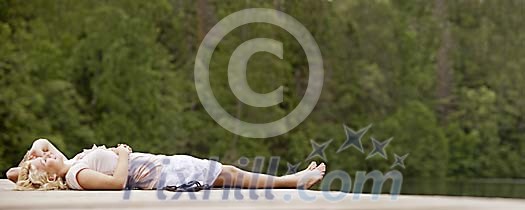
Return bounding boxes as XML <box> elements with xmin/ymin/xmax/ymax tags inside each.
<box><xmin>283</xmin><ymin>162</ymin><xmax>326</xmax><ymax>189</ymax></box>
<box><xmin>301</xmin><ymin>163</ymin><xmax>326</xmax><ymax>189</ymax></box>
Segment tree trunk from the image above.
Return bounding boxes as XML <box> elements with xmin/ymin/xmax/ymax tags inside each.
<box><xmin>433</xmin><ymin>0</ymin><xmax>454</xmax><ymax>124</ymax></box>
<box><xmin>196</xmin><ymin>0</ymin><xmax>216</xmax><ymax>43</ymax></box>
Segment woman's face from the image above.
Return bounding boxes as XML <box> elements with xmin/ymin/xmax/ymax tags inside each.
<box><xmin>29</xmin><ymin>152</ymin><xmax>64</xmax><ymax>179</ymax></box>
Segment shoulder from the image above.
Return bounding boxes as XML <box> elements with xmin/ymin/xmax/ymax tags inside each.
<box><xmin>65</xmin><ymin>161</ymin><xmax>89</xmax><ymax>190</ymax></box>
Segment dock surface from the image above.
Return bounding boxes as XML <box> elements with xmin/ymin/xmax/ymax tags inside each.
<box><xmin>1</xmin><ymin>179</ymin><xmax>524</xmax><ymax>210</ymax></box>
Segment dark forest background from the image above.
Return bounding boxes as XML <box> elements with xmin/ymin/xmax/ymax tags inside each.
<box><xmin>1</xmin><ymin>0</ymin><xmax>524</xmax><ymax>181</ymax></box>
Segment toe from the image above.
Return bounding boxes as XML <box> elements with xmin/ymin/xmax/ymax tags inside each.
<box><xmin>316</xmin><ymin>163</ymin><xmax>326</xmax><ymax>174</ymax></box>
<box><xmin>307</xmin><ymin>161</ymin><xmax>317</xmax><ymax>170</ymax></box>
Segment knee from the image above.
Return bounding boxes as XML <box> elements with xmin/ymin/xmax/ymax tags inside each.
<box><xmin>214</xmin><ymin>165</ymin><xmax>241</xmax><ymax>187</ymax></box>
<box><xmin>221</xmin><ymin>165</ymin><xmax>240</xmax><ymax>176</ymax></box>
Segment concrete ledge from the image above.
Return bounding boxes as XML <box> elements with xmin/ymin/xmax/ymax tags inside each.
<box><xmin>1</xmin><ymin>179</ymin><xmax>524</xmax><ymax>210</ymax></box>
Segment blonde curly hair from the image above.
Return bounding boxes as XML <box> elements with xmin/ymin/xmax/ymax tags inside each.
<box><xmin>15</xmin><ymin>161</ymin><xmax>68</xmax><ymax>191</ymax></box>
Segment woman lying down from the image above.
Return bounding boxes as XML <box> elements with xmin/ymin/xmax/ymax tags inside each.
<box><xmin>6</xmin><ymin>139</ymin><xmax>326</xmax><ymax>191</ymax></box>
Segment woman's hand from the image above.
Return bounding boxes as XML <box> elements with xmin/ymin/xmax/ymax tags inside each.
<box><xmin>27</xmin><ymin>139</ymin><xmax>49</xmax><ymax>159</ymax></box>
<box><xmin>111</xmin><ymin>144</ymin><xmax>132</xmax><ymax>155</ymax></box>
<box><xmin>18</xmin><ymin>138</ymin><xmax>68</xmax><ymax>168</ymax></box>
<box><xmin>27</xmin><ymin>139</ymin><xmax>63</xmax><ymax>160</ymax></box>
<box><xmin>27</xmin><ymin>148</ymin><xmax>44</xmax><ymax>160</ymax></box>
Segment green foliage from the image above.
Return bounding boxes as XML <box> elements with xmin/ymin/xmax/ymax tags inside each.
<box><xmin>1</xmin><ymin>0</ymin><xmax>524</xmax><ymax>180</ymax></box>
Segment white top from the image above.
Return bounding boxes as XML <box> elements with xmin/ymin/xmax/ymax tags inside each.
<box><xmin>65</xmin><ymin>146</ymin><xmax>118</xmax><ymax>190</ymax></box>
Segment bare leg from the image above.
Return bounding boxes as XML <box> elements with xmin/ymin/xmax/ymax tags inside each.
<box><xmin>213</xmin><ymin>162</ymin><xmax>326</xmax><ymax>189</ymax></box>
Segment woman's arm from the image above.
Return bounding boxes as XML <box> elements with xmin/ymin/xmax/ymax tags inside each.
<box><xmin>6</xmin><ymin>167</ymin><xmax>20</xmax><ymax>183</ymax></box>
<box><xmin>76</xmin><ymin>144</ymin><xmax>131</xmax><ymax>190</ymax></box>
<box><xmin>28</xmin><ymin>139</ymin><xmax>68</xmax><ymax>161</ymax></box>
<box><xmin>10</xmin><ymin>138</ymin><xmax>67</xmax><ymax>181</ymax></box>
